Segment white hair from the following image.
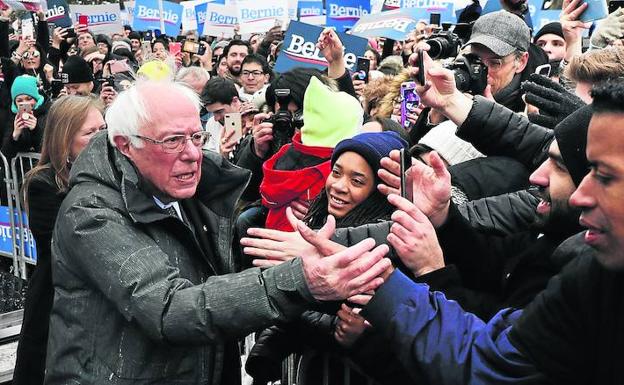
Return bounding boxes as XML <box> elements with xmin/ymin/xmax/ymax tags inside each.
<box><xmin>106</xmin><ymin>80</ymin><xmax>201</xmax><ymax>148</ymax></box>
<box><xmin>175</xmin><ymin>66</ymin><xmax>210</xmax><ymax>84</ymax></box>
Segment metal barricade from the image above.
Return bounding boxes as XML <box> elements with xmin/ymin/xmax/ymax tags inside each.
<box><xmin>0</xmin><ymin>151</ymin><xmax>19</xmax><ymax>278</ymax></box>
<box><xmin>281</xmin><ymin>351</ymin><xmax>380</xmax><ymax>385</ymax></box>
<box><xmin>10</xmin><ymin>152</ymin><xmax>41</xmax><ymax>280</ymax></box>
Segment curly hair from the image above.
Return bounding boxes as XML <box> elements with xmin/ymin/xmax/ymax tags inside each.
<box><xmin>376</xmin><ymin>69</ymin><xmax>413</xmax><ymax>119</ymax></box>
<box><xmin>564</xmin><ymin>47</ymin><xmax>624</xmax><ymax>84</ymax></box>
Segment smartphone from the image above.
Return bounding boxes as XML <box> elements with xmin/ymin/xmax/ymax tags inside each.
<box><xmin>141</xmin><ymin>40</ymin><xmax>152</xmax><ymax>54</ymax></box>
<box><xmin>582</xmin><ymin>36</ymin><xmax>591</xmax><ymax>52</ymax></box>
<box><xmin>355</xmin><ymin>57</ymin><xmax>370</xmax><ymax>83</ymax></box>
<box><xmin>109</xmin><ymin>60</ymin><xmax>130</xmax><ymax>74</ymax></box>
<box><xmin>143</xmin><ymin>30</ymin><xmax>153</xmax><ymax>41</ymax></box>
<box><xmin>169</xmin><ymin>42</ymin><xmax>182</xmax><ymax>56</ymax></box>
<box><xmin>21</xmin><ymin>18</ymin><xmax>34</xmax><ymax>40</ymax></box>
<box><xmin>65</xmin><ymin>27</ymin><xmax>76</xmax><ymax>39</ymax></box>
<box><xmin>534</xmin><ymin>63</ymin><xmax>551</xmax><ymax>77</ymax></box>
<box><xmin>224</xmin><ymin>112</ymin><xmax>243</xmax><ymax>143</ymax></box>
<box><xmin>183</xmin><ymin>40</ymin><xmax>206</xmax><ymax>55</ymax></box>
<box><xmin>416</xmin><ymin>48</ymin><xmax>426</xmax><ymax>86</ymax></box>
<box><xmin>51</xmin><ymin>79</ymin><xmax>64</xmax><ymax>98</ymax></box>
<box><xmin>400</xmin><ymin>81</ymin><xmax>420</xmax><ymax>129</ymax></box>
<box><xmin>429</xmin><ymin>13</ymin><xmax>441</xmax><ymax>26</ymax></box>
<box><xmin>579</xmin><ymin>0</ymin><xmax>608</xmax><ymax>22</ymax></box>
<box><xmin>78</xmin><ymin>15</ymin><xmax>89</xmax><ymax>27</ymax></box>
<box><xmin>609</xmin><ymin>0</ymin><xmax>624</xmax><ymax>13</ymax></box>
<box><xmin>18</xmin><ymin>103</ymin><xmax>33</xmax><ymax>120</ymax></box>
<box><xmin>399</xmin><ymin>148</ymin><xmax>411</xmax><ymax>199</ymax></box>
<box><xmin>176</xmin><ymin>35</ymin><xmax>186</xmax><ymax>42</ymax></box>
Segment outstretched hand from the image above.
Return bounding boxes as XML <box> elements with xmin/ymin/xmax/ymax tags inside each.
<box><xmin>378</xmin><ymin>150</ymin><xmax>451</xmax><ymax>228</ymax></box>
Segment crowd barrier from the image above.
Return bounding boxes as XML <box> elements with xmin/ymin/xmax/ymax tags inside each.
<box><xmin>0</xmin><ymin>151</ymin><xmax>41</xmax><ymax>280</ymax></box>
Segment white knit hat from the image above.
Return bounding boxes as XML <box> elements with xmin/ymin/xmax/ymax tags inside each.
<box><xmin>419</xmin><ymin>120</ymin><xmax>484</xmax><ymax>166</ymax></box>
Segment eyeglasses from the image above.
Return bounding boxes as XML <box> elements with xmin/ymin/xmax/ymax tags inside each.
<box><xmin>480</xmin><ymin>56</ymin><xmax>515</xmax><ymax>70</ymax></box>
<box><xmin>131</xmin><ymin>131</ymin><xmax>211</xmax><ymax>153</ymax></box>
<box><xmin>242</xmin><ymin>70</ymin><xmax>264</xmax><ymax>77</ymax></box>
<box><xmin>22</xmin><ymin>51</ymin><xmax>40</xmax><ymax>59</ymax></box>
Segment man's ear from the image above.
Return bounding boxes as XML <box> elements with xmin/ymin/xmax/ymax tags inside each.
<box><xmin>113</xmin><ymin>135</ymin><xmax>132</xmax><ymax>158</ymax></box>
<box><xmin>515</xmin><ymin>51</ymin><xmax>529</xmax><ymax>74</ymax></box>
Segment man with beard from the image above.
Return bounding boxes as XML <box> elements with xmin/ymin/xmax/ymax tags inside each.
<box><xmin>222</xmin><ymin>39</ymin><xmax>251</xmax><ymax>83</ymax></box>
<box><xmin>201</xmin><ymin>77</ymin><xmax>242</xmax><ymax>153</ymax></box>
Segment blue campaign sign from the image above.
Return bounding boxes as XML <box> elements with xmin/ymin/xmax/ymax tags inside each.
<box><xmin>46</xmin><ymin>0</ymin><xmax>73</xmax><ymax>28</ymax></box>
<box><xmin>298</xmin><ymin>0</ymin><xmax>324</xmax><ymax>17</ymax></box>
<box><xmin>195</xmin><ymin>0</ymin><xmax>225</xmax><ymax>34</ymax></box>
<box><xmin>326</xmin><ymin>0</ymin><xmax>371</xmax><ymax>32</ymax></box>
<box><xmin>132</xmin><ymin>0</ymin><xmax>183</xmax><ymax>36</ymax></box>
<box><xmin>274</xmin><ymin>20</ymin><xmax>368</xmax><ymax>73</ymax></box>
<box><xmin>351</xmin><ymin>8</ymin><xmax>421</xmax><ymax>40</ymax></box>
<box><xmin>0</xmin><ymin>206</ymin><xmax>37</xmax><ymax>261</ymax></box>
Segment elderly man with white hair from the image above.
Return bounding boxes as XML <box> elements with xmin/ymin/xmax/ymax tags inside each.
<box><xmin>44</xmin><ymin>80</ymin><xmax>391</xmax><ymax>384</ymax></box>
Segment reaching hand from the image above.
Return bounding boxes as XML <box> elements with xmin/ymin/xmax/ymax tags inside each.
<box><xmin>560</xmin><ymin>0</ymin><xmax>591</xmax><ymax>56</ymax></box>
<box><xmin>301</xmin><ymin>236</ymin><xmax>391</xmax><ymax>301</ymax></box>
<box><xmin>334</xmin><ymin>304</ymin><xmax>371</xmax><ymax>348</ymax></box>
<box><xmin>242</xmin><ymin>208</ymin><xmax>340</xmax><ymax>268</ymax></box>
<box><xmin>407</xmin><ymin>50</ymin><xmax>460</xmax><ymax>111</ymax></box>
<box><xmin>252</xmin><ymin>113</ymin><xmax>273</xmax><ymax>158</ymax></box>
<box><xmin>316</xmin><ymin>27</ymin><xmax>344</xmax><ymax>64</ymax></box>
<box><xmin>386</xmin><ymin>194</ymin><xmax>445</xmax><ymax>277</ymax></box>
<box><xmin>219</xmin><ymin>125</ymin><xmax>237</xmax><ymax>157</ymax></box>
<box><xmin>523</xmin><ymin>73</ymin><xmax>586</xmax><ymax>129</ymax></box>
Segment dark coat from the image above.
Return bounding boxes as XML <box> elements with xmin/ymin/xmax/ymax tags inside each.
<box><xmin>45</xmin><ymin>132</ymin><xmax>314</xmax><ymax>384</ymax></box>
<box><xmin>1</xmin><ymin>100</ymin><xmax>49</xmax><ymax>161</ymax></box>
<box><xmin>456</xmin><ymin>95</ymin><xmax>554</xmax><ymax>172</ymax></box>
<box><xmin>13</xmin><ymin>168</ymin><xmax>65</xmax><ymax>385</ymax></box>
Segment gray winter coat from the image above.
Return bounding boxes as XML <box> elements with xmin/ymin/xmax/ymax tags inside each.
<box><xmin>45</xmin><ymin>133</ymin><xmax>313</xmax><ymax>384</ymax></box>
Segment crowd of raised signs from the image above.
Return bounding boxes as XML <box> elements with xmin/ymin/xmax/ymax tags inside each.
<box><xmin>2</xmin><ymin>0</ymin><xmax>624</xmax><ymax>383</ymax></box>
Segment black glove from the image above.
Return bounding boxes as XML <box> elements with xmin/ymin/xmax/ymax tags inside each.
<box><xmin>522</xmin><ymin>73</ymin><xmax>586</xmax><ymax>129</ymax></box>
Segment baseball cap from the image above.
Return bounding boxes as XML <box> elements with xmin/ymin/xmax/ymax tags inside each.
<box><xmin>464</xmin><ymin>10</ymin><xmax>530</xmax><ymax>57</ymax></box>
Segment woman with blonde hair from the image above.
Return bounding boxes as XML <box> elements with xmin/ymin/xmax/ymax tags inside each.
<box><xmin>13</xmin><ymin>95</ymin><xmax>105</xmax><ymax>385</ymax></box>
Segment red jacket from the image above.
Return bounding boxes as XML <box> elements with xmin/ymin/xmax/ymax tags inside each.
<box><xmin>260</xmin><ymin>132</ymin><xmax>333</xmax><ymax>231</ymax></box>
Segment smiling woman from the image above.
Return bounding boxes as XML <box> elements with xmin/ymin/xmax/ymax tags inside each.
<box><xmin>304</xmin><ymin>131</ymin><xmax>408</xmax><ymax>229</ymax></box>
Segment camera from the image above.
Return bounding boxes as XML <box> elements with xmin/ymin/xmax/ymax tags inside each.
<box><xmin>264</xmin><ymin>89</ymin><xmax>304</xmax><ymax>154</ymax></box>
<box><xmin>445</xmin><ymin>54</ymin><xmax>488</xmax><ymax>95</ymax></box>
<box><xmin>426</xmin><ymin>30</ymin><xmax>462</xmax><ymax>60</ymax></box>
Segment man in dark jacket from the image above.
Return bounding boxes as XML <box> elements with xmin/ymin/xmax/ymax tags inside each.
<box><xmin>44</xmin><ymin>80</ymin><xmax>390</xmax><ymax>384</ymax></box>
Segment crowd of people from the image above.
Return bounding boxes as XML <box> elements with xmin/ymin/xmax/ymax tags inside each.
<box><xmin>1</xmin><ymin>0</ymin><xmax>624</xmax><ymax>383</ymax></box>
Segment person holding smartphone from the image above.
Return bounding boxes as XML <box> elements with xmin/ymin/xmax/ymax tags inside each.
<box><xmin>2</xmin><ymin>75</ymin><xmax>48</xmax><ymax>161</ymax></box>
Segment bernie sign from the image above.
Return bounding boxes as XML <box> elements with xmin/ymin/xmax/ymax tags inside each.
<box><xmin>274</xmin><ymin>20</ymin><xmax>368</xmax><ymax>73</ymax></box>
<box><xmin>325</xmin><ymin>0</ymin><xmax>370</xmax><ymax>31</ymax></box>
<box><xmin>132</xmin><ymin>0</ymin><xmax>183</xmax><ymax>36</ymax></box>
<box><xmin>46</xmin><ymin>0</ymin><xmax>72</xmax><ymax>28</ymax></box>
<box><xmin>351</xmin><ymin>8</ymin><xmax>421</xmax><ymax>40</ymax></box>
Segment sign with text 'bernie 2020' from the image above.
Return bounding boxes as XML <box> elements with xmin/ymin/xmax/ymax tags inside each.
<box><xmin>46</xmin><ymin>0</ymin><xmax>72</xmax><ymax>28</ymax></box>
<box><xmin>236</xmin><ymin>0</ymin><xmax>290</xmax><ymax>34</ymax></box>
<box><xmin>326</xmin><ymin>0</ymin><xmax>370</xmax><ymax>32</ymax></box>
<box><xmin>381</xmin><ymin>0</ymin><xmax>455</xmax><ymax>23</ymax></box>
<box><xmin>274</xmin><ymin>20</ymin><xmax>368</xmax><ymax>73</ymax></box>
<box><xmin>132</xmin><ymin>0</ymin><xmax>183</xmax><ymax>36</ymax></box>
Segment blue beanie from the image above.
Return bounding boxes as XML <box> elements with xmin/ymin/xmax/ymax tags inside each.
<box><xmin>332</xmin><ymin>131</ymin><xmax>409</xmax><ymax>177</ymax></box>
<box><xmin>11</xmin><ymin>75</ymin><xmax>44</xmax><ymax>114</ymax></box>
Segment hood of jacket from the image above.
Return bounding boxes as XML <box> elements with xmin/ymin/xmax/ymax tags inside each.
<box><xmin>69</xmin><ymin>131</ymin><xmax>251</xmax><ymax>223</ymax></box>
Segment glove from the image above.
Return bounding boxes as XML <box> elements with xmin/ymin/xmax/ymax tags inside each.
<box><xmin>590</xmin><ymin>8</ymin><xmax>624</xmax><ymax>48</ymax></box>
<box><xmin>522</xmin><ymin>73</ymin><xmax>586</xmax><ymax>129</ymax></box>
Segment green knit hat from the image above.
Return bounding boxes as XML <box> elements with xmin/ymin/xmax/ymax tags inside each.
<box><xmin>11</xmin><ymin>75</ymin><xmax>44</xmax><ymax>114</ymax></box>
<box><xmin>301</xmin><ymin>76</ymin><xmax>362</xmax><ymax>147</ymax></box>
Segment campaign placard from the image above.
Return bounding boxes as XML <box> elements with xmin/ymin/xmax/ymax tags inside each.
<box><xmin>274</xmin><ymin>20</ymin><xmax>368</xmax><ymax>73</ymax></box>
<box><xmin>381</xmin><ymin>0</ymin><xmax>455</xmax><ymax>22</ymax></box>
<box><xmin>326</xmin><ymin>0</ymin><xmax>370</xmax><ymax>31</ymax></box>
<box><xmin>0</xmin><ymin>206</ymin><xmax>37</xmax><ymax>262</ymax></box>
<box><xmin>0</xmin><ymin>0</ymin><xmax>46</xmax><ymax>12</ymax></box>
<box><xmin>236</xmin><ymin>0</ymin><xmax>289</xmax><ymax>34</ymax></box>
<box><xmin>203</xmin><ymin>2</ymin><xmax>237</xmax><ymax>37</ymax></box>
<box><xmin>132</xmin><ymin>0</ymin><xmax>183</xmax><ymax>36</ymax></box>
<box><xmin>71</xmin><ymin>4</ymin><xmax>123</xmax><ymax>35</ymax></box>
<box><xmin>46</xmin><ymin>0</ymin><xmax>72</xmax><ymax>28</ymax></box>
<box><xmin>351</xmin><ymin>7</ymin><xmax>421</xmax><ymax>40</ymax></box>
<box><xmin>298</xmin><ymin>0</ymin><xmax>325</xmax><ymax>25</ymax></box>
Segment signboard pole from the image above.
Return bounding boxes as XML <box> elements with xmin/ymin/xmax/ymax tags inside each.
<box><xmin>158</xmin><ymin>0</ymin><xmax>165</xmax><ymax>34</ymax></box>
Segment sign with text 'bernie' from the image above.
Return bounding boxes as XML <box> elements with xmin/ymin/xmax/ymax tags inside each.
<box><xmin>351</xmin><ymin>7</ymin><xmax>421</xmax><ymax>40</ymax></box>
<box><xmin>298</xmin><ymin>0</ymin><xmax>325</xmax><ymax>25</ymax></box>
<box><xmin>132</xmin><ymin>0</ymin><xmax>183</xmax><ymax>36</ymax></box>
<box><xmin>326</xmin><ymin>0</ymin><xmax>370</xmax><ymax>31</ymax></box>
<box><xmin>236</xmin><ymin>0</ymin><xmax>290</xmax><ymax>34</ymax></box>
<box><xmin>0</xmin><ymin>206</ymin><xmax>37</xmax><ymax>262</ymax></box>
<box><xmin>71</xmin><ymin>4</ymin><xmax>123</xmax><ymax>35</ymax></box>
<box><xmin>274</xmin><ymin>20</ymin><xmax>368</xmax><ymax>73</ymax></box>
<box><xmin>203</xmin><ymin>2</ymin><xmax>237</xmax><ymax>37</ymax></box>
<box><xmin>46</xmin><ymin>0</ymin><xmax>72</xmax><ymax>28</ymax></box>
